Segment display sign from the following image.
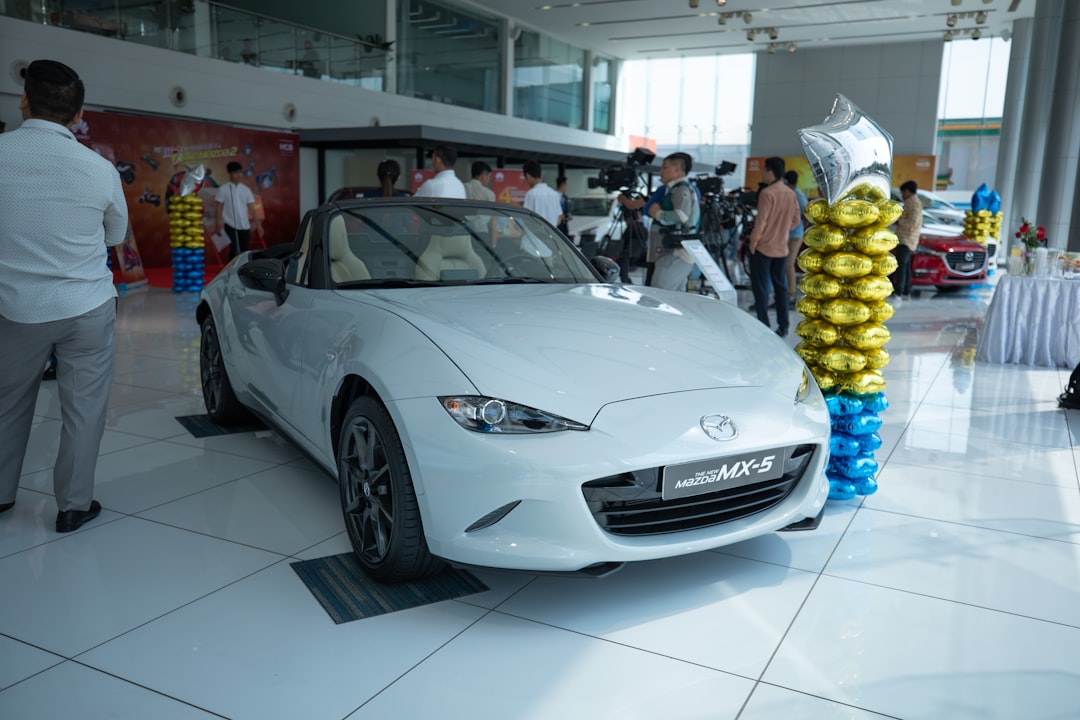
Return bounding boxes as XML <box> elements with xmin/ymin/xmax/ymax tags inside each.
<box><xmin>491</xmin><ymin>169</ymin><xmax>529</xmax><ymax>205</ymax></box>
<box><xmin>74</xmin><ymin>110</ymin><xmax>299</xmax><ymax>267</ymax></box>
<box><xmin>410</xmin><ymin>169</ymin><xmax>435</xmax><ymax>193</ymax></box>
<box><xmin>682</xmin><ymin>240</ymin><xmax>736</xmax><ymax>304</ymax></box>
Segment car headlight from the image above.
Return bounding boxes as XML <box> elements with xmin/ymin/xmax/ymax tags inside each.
<box><xmin>795</xmin><ymin>367</ymin><xmax>816</xmax><ymax>404</ymax></box>
<box><xmin>440</xmin><ymin>396</ymin><xmax>588</xmax><ymax>433</ymax></box>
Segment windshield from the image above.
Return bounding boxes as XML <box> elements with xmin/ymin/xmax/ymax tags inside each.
<box><xmin>918</xmin><ymin>191</ymin><xmax>958</xmax><ymax>212</ymax></box>
<box><xmin>568</xmin><ymin>196</ymin><xmax>613</xmax><ymax>217</ymax></box>
<box><xmin>329</xmin><ymin>202</ymin><xmax>600</xmax><ymax>287</ymax></box>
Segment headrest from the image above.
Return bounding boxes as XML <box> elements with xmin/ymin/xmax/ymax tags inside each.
<box><xmin>329</xmin><ymin>215</ymin><xmax>348</xmax><ymax>259</ymax></box>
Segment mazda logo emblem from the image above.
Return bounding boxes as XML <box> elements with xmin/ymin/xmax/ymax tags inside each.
<box><xmin>964</xmin><ymin>251</ymin><xmax>974</xmax><ymax>261</ymax></box>
<box><xmin>701</xmin><ymin>414</ymin><xmax>738</xmax><ymax>441</ymax></box>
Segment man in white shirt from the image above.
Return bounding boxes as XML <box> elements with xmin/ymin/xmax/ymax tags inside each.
<box><xmin>522</xmin><ymin>159</ymin><xmax>564</xmax><ymax>228</ymax></box>
<box><xmin>464</xmin><ymin>161</ymin><xmax>497</xmax><ymax>239</ymax></box>
<box><xmin>413</xmin><ymin>144</ymin><xmax>466</xmax><ymax>199</ymax></box>
<box><xmin>214</xmin><ymin>161</ymin><xmax>263</xmax><ymax>260</ymax></box>
<box><xmin>0</xmin><ymin>59</ymin><xmax>128</xmax><ymax>532</ymax></box>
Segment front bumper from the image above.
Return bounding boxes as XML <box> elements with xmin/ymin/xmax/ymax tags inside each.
<box><xmin>389</xmin><ymin>386</ymin><xmax>830</xmax><ymax>572</ymax></box>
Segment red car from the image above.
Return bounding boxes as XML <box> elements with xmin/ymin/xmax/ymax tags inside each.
<box><xmin>910</xmin><ymin>232</ymin><xmax>990</xmax><ymax>291</ymax></box>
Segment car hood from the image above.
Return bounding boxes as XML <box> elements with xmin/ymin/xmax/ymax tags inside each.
<box><xmin>919</xmin><ymin>235</ymin><xmax>985</xmax><ymax>252</ymax></box>
<box><xmin>348</xmin><ymin>284</ymin><xmax>802</xmax><ymax>423</ymax></box>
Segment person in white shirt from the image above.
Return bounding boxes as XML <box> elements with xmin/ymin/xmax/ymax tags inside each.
<box><xmin>0</xmin><ymin>59</ymin><xmax>128</xmax><ymax>532</ymax></box>
<box><xmin>413</xmin><ymin>144</ymin><xmax>466</xmax><ymax>199</ymax></box>
<box><xmin>214</xmin><ymin>161</ymin><xmax>263</xmax><ymax>260</ymax></box>
<box><xmin>522</xmin><ymin>159</ymin><xmax>564</xmax><ymax>228</ymax></box>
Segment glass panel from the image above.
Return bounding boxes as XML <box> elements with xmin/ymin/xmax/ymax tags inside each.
<box><xmin>117</xmin><ymin>0</ymin><xmax>169</xmax><ymax>49</ymax></box>
<box><xmin>397</xmin><ymin>0</ymin><xmax>501</xmax><ymax>112</ymax></box>
<box><xmin>592</xmin><ymin>58</ymin><xmax>612</xmax><ymax>134</ymax></box>
<box><xmin>214</xmin><ymin>6</ymin><xmax>259</xmax><ymax>65</ymax></box>
<box><xmin>514</xmin><ymin>31</ymin><xmax>584</xmax><ymax>129</ymax></box>
<box><xmin>255</xmin><ymin>18</ymin><xmax>296</xmax><ymax>75</ymax></box>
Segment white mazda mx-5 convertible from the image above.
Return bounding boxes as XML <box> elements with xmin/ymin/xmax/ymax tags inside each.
<box><xmin>197</xmin><ymin>198</ymin><xmax>830</xmax><ymax>582</ymax></box>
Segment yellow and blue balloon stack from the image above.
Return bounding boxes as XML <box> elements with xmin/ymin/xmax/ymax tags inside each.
<box><xmin>169</xmin><ymin>195</ymin><xmax>206</xmax><ymax>292</ymax></box>
<box><xmin>794</xmin><ymin>187</ymin><xmax>903</xmax><ymax>500</ymax></box>
<box><xmin>961</xmin><ymin>182</ymin><xmax>1003</xmax><ymax>246</ymax></box>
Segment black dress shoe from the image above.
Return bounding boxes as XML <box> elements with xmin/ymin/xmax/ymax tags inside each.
<box><xmin>56</xmin><ymin>500</ymin><xmax>101</xmax><ymax>533</ymax></box>
<box><xmin>776</xmin><ymin>327</ymin><xmax>789</xmax><ymax>338</ymax></box>
<box><xmin>0</xmin><ymin>501</ymin><xmax>14</xmax><ymax>514</ymax></box>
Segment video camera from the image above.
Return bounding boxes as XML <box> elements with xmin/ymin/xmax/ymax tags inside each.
<box><xmin>691</xmin><ymin>160</ymin><xmax>738</xmax><ymax>196</ymax></box>
<box><xmin>587</xmin><ymin>147</ymin><xmax>656</xmax><ymax>195</ymax></box>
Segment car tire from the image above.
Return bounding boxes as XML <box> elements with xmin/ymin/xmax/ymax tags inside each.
<box><xmin>199</xmin><ymin>316</ymin><xmax>249</xmax><ymax>424</ymax></box>
<box><xmin>338</xmin><ymin>396</ymin><xmax>443</xmax><ymax>583</ymax></box>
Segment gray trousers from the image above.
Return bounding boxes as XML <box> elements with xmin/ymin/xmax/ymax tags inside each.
<box><xmin>650</xmin><ymin>250</ymin><xmax>694</xmax><ymax>292</ymax></box>
<box><xmin>0</xmin><ymin>299</ymin><xmax>116</xmax><ymax>511</ymax></box>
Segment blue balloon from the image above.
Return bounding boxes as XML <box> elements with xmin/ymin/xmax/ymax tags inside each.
<box><xmin>859</xmin><ymin>432</ymin><xmax>883</xmax><ymax>453</ymax></box>
<box><xmin>988</xmin><ymin>189</ymin><xmax>1001</xmax><ymax>214</ymax></box>
<box><xmin>971</xmin><ymin>183</ymin><xmax>991</xmax><ymax>212</ymax></box>
<box><xmin>854</xmin><ymin>476</ymin><xmax>879</xmax><ymax>496</ymax></box>
<box><xmin>826</xmin><ymin>392</ymin><xmax>866</xmax><ymax>417</ymax></box>
<box><xmin>830</xmin><ymin>432</ymin><xmax>862</xmax><ymax>458</ymax></box>
<box><xmin>834</xmin><ymin>412</ymin><xmax>883</xmax><ymax>435</ymax></box>
<box><xmin>862</xmin><ymin>391</ymin><xmax>889</xmax><ymax>413</ymax></box>
<box><xmin>828</xmin><ymin>479</ymin><xmax>857</xmax><ymax>501</ymax></box>
<box><xmin>832</xmin><ymin>455</ymin><xmax>879</xmax><ymax>479</ymax></box>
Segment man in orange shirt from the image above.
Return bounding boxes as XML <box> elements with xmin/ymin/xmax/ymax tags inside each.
<box><xmin>748</xmin><ymin>156</ymin><xmax>801</xmax><ymax>336</ymax></box>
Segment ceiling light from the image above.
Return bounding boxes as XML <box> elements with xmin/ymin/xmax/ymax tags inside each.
<box><xmin>743</xmin><ymin>12</ymin><xmax>752</xmax><ymax>24</ymax></box>
<box><xmin>767</xmin><ymin>42</ymin><xmax>777</xmax><ymax>54</ymax></box>
<box><xmin>972</xmin><ymin>27</ymin><xmax>982</xmax><ymax>39</ymax></box>
<box><xmin>946</xmin><ymin>14</ymin><xmax>957</xmax><ymax>27</ymax></box>
<box><xmin>717</xmin><ymin>13</ymin><xmax>727</xmax><ymax>24</ymax></box>
<box><xmin>768</xmin><ymin>27</ymin><xmax>778</xmax><ymax>40</ymax></box>
<box><xmin>716</xmin><ymin>0</ymin><xmax>727</xmax><ymax>6</ymax></box>
<box><xmin>788</xmin><ymin>42</ymin><xmax>797</xmax><ymax>53</ymax></box>
<box><xmin>746</xmin><ymin>29</ymin><xmax>755</xmax><ymax>41</ymax></box>
<box><xmin>951</xmin><ymin>0</ymin><xmax>962</xmax><ymax>5</ymax></box>
<box><xmin>976</xmin><ymin>10</ymin><xmax>987</xmax><ymax>22</ymax></box>
<box><xmin>944</xmin><ymin>30</ymin><xmax>955</xmax><ymax>41</ymax></box>
<box><xmin>1001</xmin><ymin>28</ymin><xmax>1012</xmax><ymax>41</ymax></box>
<box><xmin>688</xmin><ymin>0</ymin><xmax>698</xmax><ymax>7</ymax></box>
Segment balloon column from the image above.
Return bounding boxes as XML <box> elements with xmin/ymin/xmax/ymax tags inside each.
<box><xmin>962</xmin><ymin>183</ymin><xmax>1002</xmax><ymax>245</ymax></box>
<box><xmin>169</xmin><ymin>165</ymin><xmax>208</xmax><ymax>293</ymax></box>
<box><xmin>797</xmin><ymin>95</ymin><xmax>901</xmax><ymax>501</ymax></box>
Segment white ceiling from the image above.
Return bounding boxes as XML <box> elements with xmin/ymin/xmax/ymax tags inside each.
<box><xmin>461</xmin><ymin>0</ymin><xmax>1032</xmax><ymax>60</ymax></box>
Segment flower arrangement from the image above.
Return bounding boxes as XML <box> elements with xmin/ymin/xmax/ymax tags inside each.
<box><xmin>1015</xmin><ymin>217</ymin><xmax>1046</xmax><ymax>251</ymax></box>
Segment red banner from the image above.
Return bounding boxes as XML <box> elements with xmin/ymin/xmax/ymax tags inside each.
<box><xmin>74</xmin><ymin>110</ymin><xmax>300</xmax><ymax>267</ymax></box>
<box><xmin>491</xmin><ymin>169</ymin><xmax>529</xmax><ymax>206</ymax></box>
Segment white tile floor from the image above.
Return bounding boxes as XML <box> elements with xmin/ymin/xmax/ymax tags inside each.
<box><xmin>2</xmin><ymin>280</ymin><xmax>1079</xmax><ymax>720</ymax></box>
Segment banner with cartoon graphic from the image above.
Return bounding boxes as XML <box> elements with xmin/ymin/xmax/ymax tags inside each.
<box><xmin>73</xmin><ymin>110</ymin><xmax>299</xmax><ymax>267</ymax></box>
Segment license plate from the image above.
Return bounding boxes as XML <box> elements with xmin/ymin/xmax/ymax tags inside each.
<box><xmin>662</xmin><ymin>447</ymin><xmax>786</xmax><ymax>500</ymax></box>
<box><xmin>957</xmin><ymin>262</ymin><xmax>977</xmax><ymax>271</ymax></box>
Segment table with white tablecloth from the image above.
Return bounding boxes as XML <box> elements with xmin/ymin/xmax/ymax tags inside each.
<box><xmin>975</xmin><ymin>274</ymin><xmax>1080</xmax><ymax>368</ymax></box>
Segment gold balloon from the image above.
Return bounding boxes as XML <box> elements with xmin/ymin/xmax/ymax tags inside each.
<box><xmin>795</xmin><ymin>296</ymin><xmax>822</xmax><ymax>319</ymax></box>
<box><xmin>820</xmin><ymin>298</ymin><xmax>872</xmax><ymax>326</ymax></box>
<box><xmin>872</xmin><ymin>253</ymin><xmax>899</xmax><ymax>276</ymax></box>
<box><xmin>185</xmin><ymin>212</ymin><xmax>203</xmax><ymax>221</ymax></box>
<box><xmin>823</xmin><ymin>251</ymin><xmax>874</xmax><ymax>278</ymax></box>
<box><xmin>819</xmin><ymin>346</ymin><xmax>868</xmax><ymax>373</ymax></box>
<box><xmin>843</xmin><ymin>322</ymin><xmax>892</xmax><ymax>350</ymax></box>
<box><xmin>867</xmin><ymin>300</ymin><xmax>894</xmax><ymax>323</ymax></box>
<box><xmin>794</xmin><ymin>342</ymin><xmax>821</xmax><ymax>365</ymax></box>
<box><xmin>852</xmin><ymin>228</ymin><xmax>899</xmax><ymax>256</ymax></box>
<box><xmin>841</xmin><ymin>182</ymin><xmax>887</xmax><ymax>203</ymax></box>
<box><xmin>804</xmin><ymin>199</ymin><xmax>830</xmax><ymax>225</ymax></box>
<box><xmin>850</xmin><ymin>275</ymin><xmax>894</xmax><ymax>301</ymax></box>
<box><xmin>803</xmin><ymin>225</ymin><xmax>847</xmax><ymax>252</ymax></box>
<box><xmin>798</xmin><ymin>273</ymin><xmax>843</xmax><ymax>299</ymax></box>
<box><xmin>843</xmin><ymin>369</ymin><xmax>886</xmax><ymax>395</ymax></box>
<box><xmin>875</xmin><ymin>200</ymin><xmax>903</xmax><ymax>226</ymax></box>
<box><xmin>797</xmin><ymin>248</ymin><xmax>827</xmax><ymax>274</ymax></box>
<box><xmin>863</xmin><ymin>347</ymin><xmax>891</xmax><ymax>369</ymax></box>
<box><xmin>796</xmin><ymin>319</ymin><xmax>840</xmax><ymax>346</ymax></box>
<box><xmin>831</xmin><ymin>200</ymin><xmax>880</xmax><ymax>229</ymax></box>
<box><xmin>810</xmin><ymin>367</ymin><xmax>838</xmax><ymax>392</ymax></box>
<box><xmin>976</xmin><ymin>209</ymin><xmax>990</xmax><ymax>217</ymax></box>
<box><xmin>173</xmin><ymin>219</ymin><xmax>189</xmax><ymax>228</ymax></box>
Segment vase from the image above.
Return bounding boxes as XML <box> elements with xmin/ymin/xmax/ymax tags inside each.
<box><xmin>1022</xmin><ymin>250</ymin><xmax>1036</xmax><ymax>276</ymax></box>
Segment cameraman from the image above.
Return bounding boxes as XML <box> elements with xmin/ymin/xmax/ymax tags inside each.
<box><xmin>638</xmin><ymin>152</ymin><xmax>700</xmax><ymax>291</ymax></box>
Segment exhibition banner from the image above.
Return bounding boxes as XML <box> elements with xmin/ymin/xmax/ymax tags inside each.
<box><xmin>409</xmin><ymin>169</ymin><xmax>436</xmax><ymax>193</ymax></box>
<box><xmin>745</xmin><ymin>155</ymin><xmax>935</xmax><ymax>200</ymax></box>
<box><xmin>74</xmin><ymin>110</ymin><xmax>300</xmax><ymax>267</ymax></box>
<box><xmin>491</xmin><ymin>169</ymin><xmax>529</xmax><ymax>205</ymax></box>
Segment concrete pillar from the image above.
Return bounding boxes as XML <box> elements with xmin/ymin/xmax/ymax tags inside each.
<box><xmin>994</xmin><ymin>18</ymin><xmax>1031</xmax><ymax>249</ymax></box>
<box><xmin>1037</xmin><ymin>0</ymin><xmax>1080</xmax><ymax>251</ymax></box>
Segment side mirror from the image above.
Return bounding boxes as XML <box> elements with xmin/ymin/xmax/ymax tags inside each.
<box><xmin>590</xmin><ymin>255</ymin><xmax>620</xmax><ymax>283</ymax></box>
<box><xmin>238</xmin><ymin>258</ymin><xmax>290</xmax><ymax>306</ymax></box>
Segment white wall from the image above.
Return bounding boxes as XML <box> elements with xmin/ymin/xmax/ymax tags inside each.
<box><xmin>751</xmin><ymin>41</ymin><xmax>943</xmax><ymax>157</ymax></box>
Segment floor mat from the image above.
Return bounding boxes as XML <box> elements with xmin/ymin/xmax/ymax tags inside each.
<box><xmin>175</xmin><ymin>414</ymin><xmax>267</xmax><ymax>438</ymax></box>
<box><xmin>290</xmin><ymin>553</ymin><xmax>489</xmax><ymax>624</ymax></box>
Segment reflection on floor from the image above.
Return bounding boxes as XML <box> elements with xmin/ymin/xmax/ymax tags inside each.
<box><xmin>2</xmin><ymin>280</ymin><xmax>1078</xmax><ymax>720</ymax></box>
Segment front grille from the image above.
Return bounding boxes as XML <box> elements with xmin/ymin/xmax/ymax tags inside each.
<box><xmin>581</xmin><ymin>444</ymin><xmax>817</xmax><ymax>536</ymax></box>
<box><xmin>944</xmin><ymin>250</ymin><xmax>987</xmax><ymax>275</ymax></box>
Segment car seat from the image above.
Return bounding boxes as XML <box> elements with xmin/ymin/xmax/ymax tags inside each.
<box><xmin>414</xmin><ymin>235</ymin><xmax>486</xmax><ymax>281</ymax></box>
<box><xmin>328</xmin><ymin>215</ymin><xmax>371</xmax><ymax>284</ymax></box>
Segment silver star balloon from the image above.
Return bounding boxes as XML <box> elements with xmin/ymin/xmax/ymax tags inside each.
<box><xmin>798</xmin><ymin>94</ymin><xmax>894</xmax><ymax>205</ymax></box>
<box><xmin>178</xmin><ymin>164</ymin><xmax>206</xmax><ymax>197</ymax></box>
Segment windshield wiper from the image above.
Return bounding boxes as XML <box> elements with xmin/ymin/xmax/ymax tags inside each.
<box><xmin>335</xmin><ymin>278</ymin><xmax>444</xmax><ymax>289</ymax></box>
<box><xmin>466</xmin><ymin>277</ymin><xmax>555</xmax><ymax>285</ymax></box>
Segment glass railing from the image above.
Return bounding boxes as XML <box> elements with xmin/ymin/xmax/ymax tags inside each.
<box><xmin>1</xmin><ymin>0</ymin><xmax>390</xmax><ymax>91</ymax></box>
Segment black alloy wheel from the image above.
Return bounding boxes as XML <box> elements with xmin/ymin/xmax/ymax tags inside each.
<box><xmin>337</xmin><ymin>396</ymin><xmax>443</xmax><ymax>583</ymax></box>
<box><xmin>199</xmin><ymin>316</ymin><xmax>248</xmax><ymax>424</ymax></box>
